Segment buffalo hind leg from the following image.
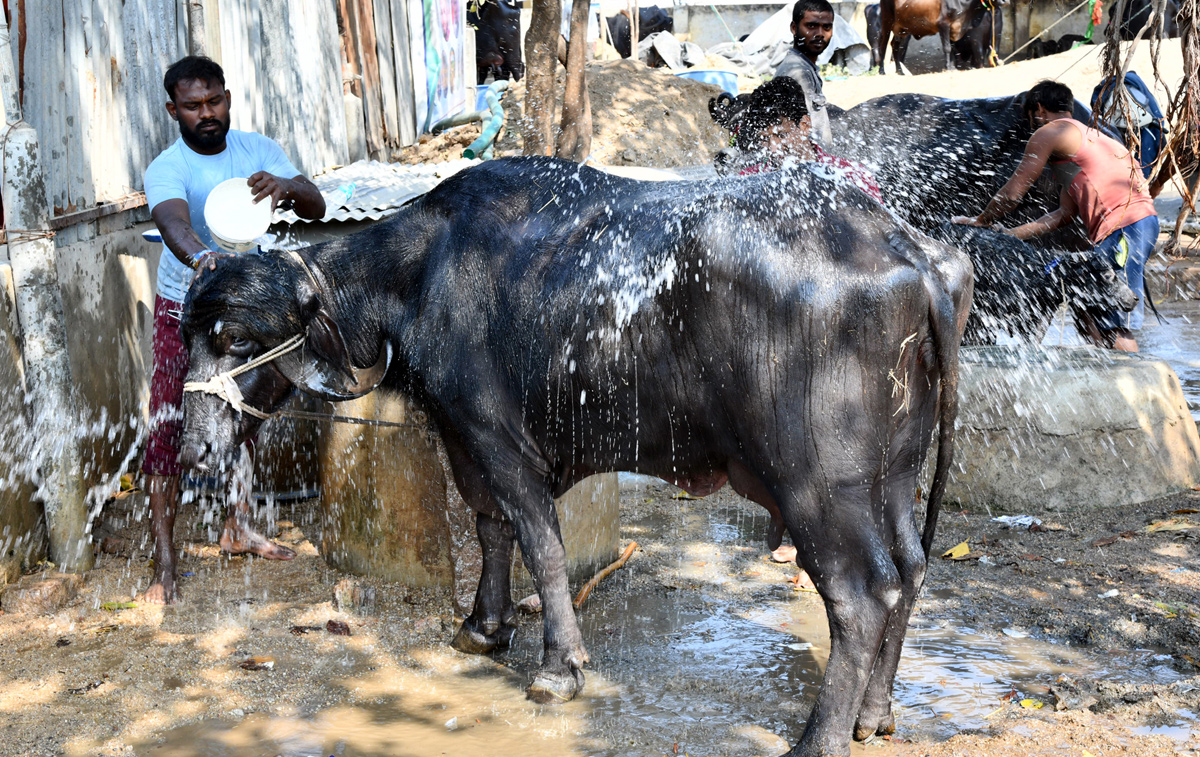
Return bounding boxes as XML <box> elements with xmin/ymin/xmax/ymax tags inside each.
<box><xmin>452</xmin><ymin>512</ymin><xmax>519</xmax><ymax>654</ymax></box>
<box><xmin>784</xmin><ymin>484</ymin><xmax>900</xmax><ymax>757</ymax></box>
<box><xmin>854</xmin><ymin>472</ymin><xmax>928</xmax><ymax>740</ymax></box>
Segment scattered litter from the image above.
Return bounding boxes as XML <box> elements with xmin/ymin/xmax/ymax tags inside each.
<box><xmin>993</xmin><ymin>515</ymin><xmax>1042</xmax><ymax>529</ymax></box>
<box><xmin>228</xmin><ymin>708</ymin><xmax>245</xmax><ymax>719</ymax></box>
<box><xmin>1171</xmin><ymin>508</ymin><xmax>1199</xmax><ymax>514</ymax></box>
<box><xmin>1152</xmin><ymin>654</ymin><xmax>1173</xmax><ymax>661</ymax></box>
<box><xmin>1097</xmin><ymin>589</ymin><xmax>1120</xmax><ymax>599</ymax></box>
<box><xmin>978</xmin><ymin>555</ymin><xmax>996</xmax><ymax>566</ymax></box>
<box><xmin>941</xmin><ymin>541</ymin><xmax>970</xmax><ymax>559</ymax></box>
<box><xmin>326</xmin><ymin>620</ymin><xmax>352</xmax><ymax>636</ymax></box>
<box><xmin>54</xmin><ymin>637</ymin><xmax>70</xmax><ymax>647</ymax></box>
<box><xmin>100</xmin><ymin>601</ymin><xmax>137</xmax><ymax>611</ymax></box>
<box><xmin>787</xmin><ymin>642</ymin><xmax>814</xmax><ymax>651</ymax></box>
<box><xmin>238</xmin><ymin>656</ymin><xmax>275</xmax><ymax>671</ymax></box>
<box><xmin>1145</xmin><ymin>518</ymin><xmax>1198</xmax><ymax>533</ymax></box>
<box><xmin>87</xmin><ymin>624</ymin><xmax>119</xmax><ymax>635</ymax></box>
<box><xmin>1002</xmin><ymin>628</ymin><xmax>1030</xmax><ymax>638</ymax></box>
<box><xmin>1088</xmin><ymin>531</ymin><xmax>1137</xmax><ymax>547</ymax></box>
<box><xmin>445</xmin><ymin>716</ymin><xmax>458</xmax><ymax>731</ymax></box>
<box><xmin>1019</xmin><ymin>698</ymin><xmax>1044</xmax><ymax>709</ymax></box>
<box><xmin>1053</xmin><ymin>558</ymin><xmax>1066</xmax><ymax>564</ymax></box>
<box><xmin>181</xmin><ymin>572</ymin><xmax>195</xmax><ymax>577</ymax></box>
<box><xmin>289</xmin><ymin>625</ymin><xmax>323</xmax><ymax>635</ymax></box>
<box><xmin>672</xmin><ymin>491</ymin><xmax>703</xmax><ymax>500</ymax></box>
<box><xmin>517</xmin><ymin>594</ymin><xmax>542</xmax><ymax>614</ymax></box>
<box><xmin>68</xmin><ymin>675</ymin><xmax>108</xmax><ymax>695</ymax></box>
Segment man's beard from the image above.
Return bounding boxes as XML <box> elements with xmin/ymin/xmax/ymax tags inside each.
<box><xmin>180</xmin><ymin>115</ymin><xmax>229</xmax><ymax>150</ymax></box>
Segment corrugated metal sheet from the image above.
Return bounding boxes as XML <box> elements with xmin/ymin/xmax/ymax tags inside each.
<box><xmin>11</xmin><ymin>0</ymin><xmax>432</xmax><ymax>222</ymax></box>
<box><xmin>276</xmin><ymin>158</ymin><xmax>478</xmax><ymax>224</ymax></box>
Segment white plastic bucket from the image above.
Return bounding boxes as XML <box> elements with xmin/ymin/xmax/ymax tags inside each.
<box><xmin>204</xmin><ymin>178</ymin><xmax>273</xmax><ymax>253</ymax></box>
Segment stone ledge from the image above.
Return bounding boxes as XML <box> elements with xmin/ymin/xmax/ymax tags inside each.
<box><xmin>944</xmin><ymin>346</ymin><xmax>1200</xmax><ymax>512</ymax></box>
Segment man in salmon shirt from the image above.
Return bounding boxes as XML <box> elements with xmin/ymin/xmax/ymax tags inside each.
<box><xmin>954</xmin><ymin>80</ymin><xmax>1158</xmax><ymax>352</ymax></box>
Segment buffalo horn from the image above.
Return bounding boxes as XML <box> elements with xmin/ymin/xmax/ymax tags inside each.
<box><xmin>283</xmin><ymin>339</ymin><xmax>393</xmax><ymax>401</ymax></box>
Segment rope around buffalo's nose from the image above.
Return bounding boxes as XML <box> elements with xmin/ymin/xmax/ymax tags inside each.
<box><xmin>183</xmin><ymin>333</ymin><xmax>307</xmax><ymax>420</ymax></box>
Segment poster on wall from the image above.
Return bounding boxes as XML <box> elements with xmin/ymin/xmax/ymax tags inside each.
<box><xmin>417</xmin><ymin>0</ymin><xmax>467</xmax><ymax>131</ymax></box>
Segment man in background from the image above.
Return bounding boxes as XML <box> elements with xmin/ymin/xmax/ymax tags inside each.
<box><xmin>773</xmin><ymin>0</ymin><xmax>835</xmax><ymax>145</ymax></box>
<box><xmin>141</xmin><ymin>55</ymin><xmax>326</xmax><ymax>603</ymax></box>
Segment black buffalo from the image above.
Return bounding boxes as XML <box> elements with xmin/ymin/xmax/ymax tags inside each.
<box><xmin>469</xmin><ymin>0</ymin><xmax>524</xmax><ymax>83</ymax></box>
<box><xmin>606</xmin><ymin>5</ymin><xmax>673</xmax><ymax>58</ymax></box>
<box><xmin>828</xmin><ymin>95</ymin><xmax>1136</xmax><ymax>342</ymax></box>
<box><xmin>179</xmin><ymin>157</ymin><xmax>972</xmax><ymax>756</ymax></box>
<box><xmin>933</xmin><ymin>224</ymin><xmax>1137</xmax><ymax>344</ymax></box>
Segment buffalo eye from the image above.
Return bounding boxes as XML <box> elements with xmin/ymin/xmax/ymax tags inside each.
<box><xmin>216</xmin><ymin>333</ymin><xmax>256</xmax><ymax>357</ymax></box>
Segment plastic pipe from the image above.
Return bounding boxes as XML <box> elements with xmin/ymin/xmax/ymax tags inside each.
<box><xmin>463</xmin><ymin>79</ymin><xmax>510</xmax><ymax>160</ymax></box>
<box><xmin>431</xmin><ymin>108</ymin><xmax>488</xmax><ymax>134</ymax></box>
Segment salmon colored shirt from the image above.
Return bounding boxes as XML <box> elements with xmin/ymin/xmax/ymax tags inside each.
<box><xmin>1051</xmin><ymin>118</ymin><xmax>1156</xmax><ymax>243</ymax></box>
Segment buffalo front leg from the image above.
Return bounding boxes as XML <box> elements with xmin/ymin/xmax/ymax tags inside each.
<box><xmin>876</xmin><ymin>7</ymin><xmax>894</xmax><ymax>73</ymax></box>
<box><xmin>452</xmin><ymin>512</ymin><xmax>519</xmax><ymax>654</ymax></box>
<box><xmin>784</xmin><ymin>484</ymin><xmax>900</xmax><ymax>757</ymax></box>
<box><xmin>505</xmin><ymin>487</ymin><xmax>588</xmax><ymax>704</ymax></box>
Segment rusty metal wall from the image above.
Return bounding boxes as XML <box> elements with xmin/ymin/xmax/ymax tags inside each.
<box><xmin>14</xmin><ymin>0</ymin><xmax>187</xmax><ymax>216</ymax></box>
<box><xmin>8</xmin><ymin>0</ymin><xmax>428</xmax><ymax>220</ymax></box>
<box><xmin>218</xmin><ymin>0</ymin><xmax>350</xmax><ymax>175</ymax></box>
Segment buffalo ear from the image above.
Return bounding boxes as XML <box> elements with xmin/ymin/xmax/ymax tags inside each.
<box><xmin>307</xmin><ymin>311</ymin><xmax>355</xmax><ymax>377</ymax></box>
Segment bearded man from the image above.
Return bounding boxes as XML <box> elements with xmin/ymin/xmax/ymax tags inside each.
<box><xmin>141</xmin><ymin>55</ymin><xmax>326</xmax><ymax>603</ymax></box>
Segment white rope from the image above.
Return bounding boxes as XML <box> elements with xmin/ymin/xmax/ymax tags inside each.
<box><xmin>183</xmin><ymin>333</ymin><xmax>306</xmax><ymax>419</ymax></box>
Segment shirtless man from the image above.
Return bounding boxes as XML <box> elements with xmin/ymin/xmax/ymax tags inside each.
<box><xmin>141</xmin><ymin>55</ymin><xmax>326</xmax><ymax>603</ymax></box>
<box><xmin>954</xmin><ymin>80</ymin><xmax>1158</xmax><ymax>352</ymax></box>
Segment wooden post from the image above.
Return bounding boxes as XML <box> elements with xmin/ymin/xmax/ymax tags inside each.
<box><xmin>0</xmin><ymin>14</ymin><xmax>92</xmax><ymax>572</ymax></box>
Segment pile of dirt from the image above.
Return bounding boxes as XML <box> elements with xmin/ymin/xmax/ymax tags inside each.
<box><xmin>393</xmin><ymin>122</ymin><xmax>483</xmax><ymax>165</ymax></box>
<box><xmin>494</xmin><ymin>59</ymin><xmax>729</xmax><ymax>167</ymax></box>
<box><xmin>394</xmin><ymin>60</ymin><xmax>730</xmax><ymax>168</ymax></box>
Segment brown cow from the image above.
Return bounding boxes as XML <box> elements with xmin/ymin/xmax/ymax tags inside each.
<box><xmin>871</xmin><ymin>0</ymin><xmax>1005</xmax><ymax>74</ymax></box>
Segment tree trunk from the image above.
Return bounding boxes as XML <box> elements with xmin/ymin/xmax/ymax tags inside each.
<box><xmin>556</xmin><ymin>0</ymin><xmax>593</xmax><ymax>161</ymax></box>
<box><xmin>522</xmin><ymin>0</ymin><xmax>561</xmax><ymax>156</ymax></box>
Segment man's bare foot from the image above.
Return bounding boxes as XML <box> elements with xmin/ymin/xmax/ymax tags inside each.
<box><xmin>144</xmin><ymin>573</ymin><xmax>178</xmax><ymax>605</ymax></box>
<box><xmin>770</xmin><ymin>544</ymin><xmax>798</xmax><ymax>563</ymax></box>
<box><xmin>219</xmin><ymin>524</ymin><xmax>296</xmax><ymax>560</ymax></box>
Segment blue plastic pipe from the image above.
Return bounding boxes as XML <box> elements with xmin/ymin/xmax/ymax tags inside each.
<box><xmin>463</xmin><ymin>79</ymin><xmax>510</xmax><ymax>160</ymax></box>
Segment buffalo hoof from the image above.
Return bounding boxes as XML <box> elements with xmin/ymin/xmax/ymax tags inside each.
<box><xmin>853</xmin><ymin>707</ymin><xmax>895</xmax><ymax>741</ymax></box>
<box><xmin>450</xmin><ymin>619</ymin><xmax>516</xmax><ymax>655</ymax></box>
<box><xmin>527</xmin><ymin>667</ymin><xmax>584</xmax><ymax>704</ymax></box>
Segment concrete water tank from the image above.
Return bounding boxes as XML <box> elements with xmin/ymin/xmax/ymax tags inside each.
<box><xmin>945</xmin><ymin>345</ymin><xmax>1200</xmax><ymax>512</ymax></box>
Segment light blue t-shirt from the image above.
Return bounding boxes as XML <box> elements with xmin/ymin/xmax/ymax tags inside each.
<box><xmin>144</xmin><ymin>130</ymin><xmax>300</xmax><ymax>303</ymax></box>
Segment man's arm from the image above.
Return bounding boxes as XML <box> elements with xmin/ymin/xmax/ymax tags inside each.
<box><xmin>247</xmin><ymin>172</ymin><xmax>326</xmax><ymax>220</ymax></box>
<box><xmin>1005</xmin><ymin>185</ymin><xmax>1078</xmax><ymax>240</ymax></box>
<box><xmin>151</xmin><ymin>199</ymin><xmax>212</xmax><ymax>269</ymax></box>
<box><xmin>955</xmin><ymin>122</ymin><xmax>1065</xmax><ymax>226</ymax></box>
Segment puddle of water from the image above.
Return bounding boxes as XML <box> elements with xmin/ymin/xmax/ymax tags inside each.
<box><xmin>1136</xmin><ymin>302</ymin><xmax>1200</xmax><ymax>421</ymax></box>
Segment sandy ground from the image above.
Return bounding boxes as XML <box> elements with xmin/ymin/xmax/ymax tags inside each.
<box><xmin>1</xmin><ymin>474</ymin><xmax>1197</xmax><ymax>756</ymax></box>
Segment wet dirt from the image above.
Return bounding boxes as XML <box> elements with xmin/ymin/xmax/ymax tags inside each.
<box><xmin>2</xmin><ymin>470</ymin><xmax>1198</xmax><ymax>756</ymax></box>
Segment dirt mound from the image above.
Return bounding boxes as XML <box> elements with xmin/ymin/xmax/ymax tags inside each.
<box><xmin>395</xmin><ymin>60</ymin><xmax>730</xmax><ymax>168</ymax></box>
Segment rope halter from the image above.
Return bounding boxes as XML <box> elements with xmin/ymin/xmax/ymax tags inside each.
<box><xmin>183</xmin><ymin>332</ymin><xmax>307</xmax><ymax>420</ymax></box>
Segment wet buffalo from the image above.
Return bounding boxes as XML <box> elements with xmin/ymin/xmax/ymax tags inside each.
<box><xmin>828</xmin><ymin>94</ymin><xmax>1135</xmax><ymax>342</ymax></box>
<box><xmin>933</xmin><ymin>224</ymin><xmax>1137</xmax><ymax>345</ymax></box>
<box><xmin>178</xmin><ymin>157</ymin><xmax>972</xmax><ymax>756</ymax></box>
<box><xmin>469</xmin><ymin>0</ymin><xmax>524</xmax><ymax>83</ymax></box>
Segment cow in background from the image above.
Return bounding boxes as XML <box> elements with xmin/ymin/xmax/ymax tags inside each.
<box><xmin>1114</xmin><ymin>0</ymin><xmax>1180</xmax><ymax>39</ymax></box>
<box><xmin>870</xmin><ymin>0</ymin><xmax>1007</xmax><ymax>73</ymax></box>
<box><xmin>606</xmin><ymin>5</ymin><xmax>673</xmax><ymax>58</ymax></box>
<box><xmin>470</xmin><ymin>0</ymin><xmax>524</xmax><ymax>83</ymax></box>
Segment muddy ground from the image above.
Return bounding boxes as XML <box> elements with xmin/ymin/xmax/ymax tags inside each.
<box><xmin>1</xmin><ymin>474</ymin><xmax>1197</xmax><ymax>756</ymax></box>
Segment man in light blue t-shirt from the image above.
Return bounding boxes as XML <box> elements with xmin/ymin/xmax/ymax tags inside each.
<box><xmin>142</xmin><ymin>55</ymin><xmax>326</xmax><ymax>604</ymax></box>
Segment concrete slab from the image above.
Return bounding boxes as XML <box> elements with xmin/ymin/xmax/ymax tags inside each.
<box><xmin>945</xmin><ymin>345</ymin><xmax>1200</xmax><ymax>512</ymax></box>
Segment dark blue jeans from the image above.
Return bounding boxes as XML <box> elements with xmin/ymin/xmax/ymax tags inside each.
<box><xmin>1095</xmin><ymin>214</ymin><xmax>1159</xmax><ymax>331</ymax></box>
